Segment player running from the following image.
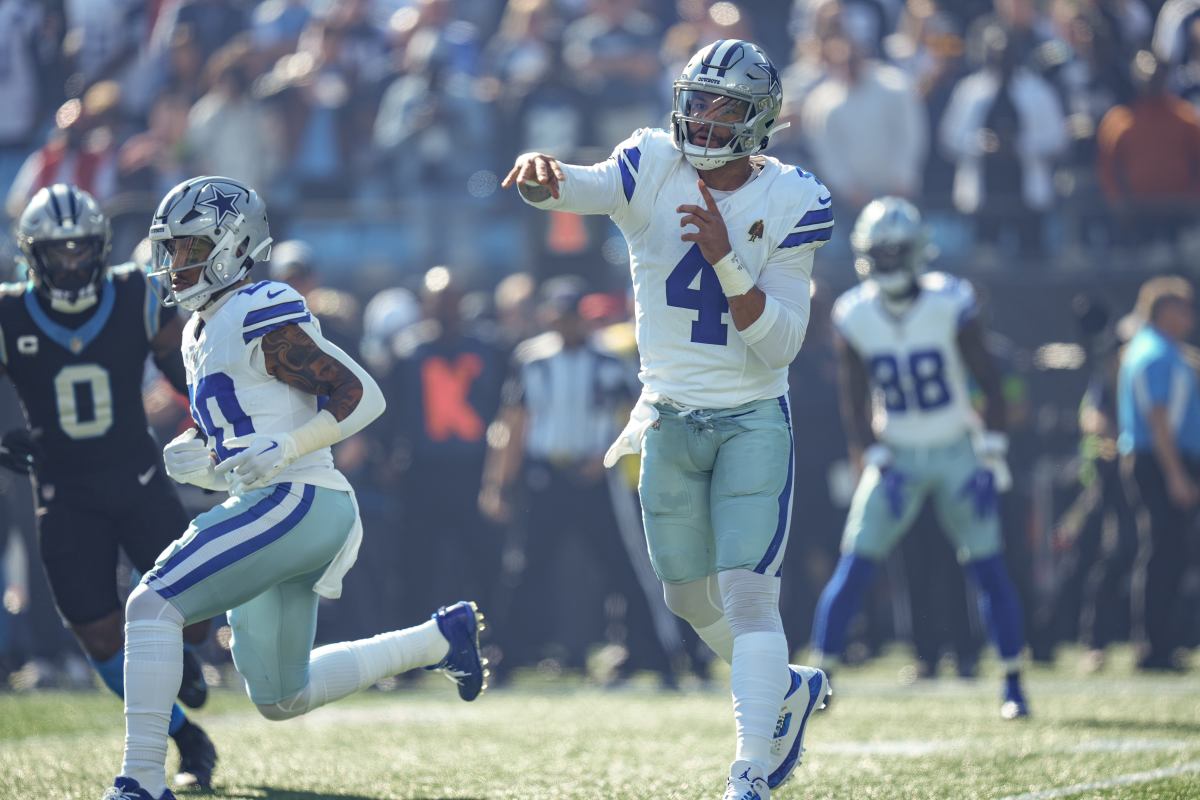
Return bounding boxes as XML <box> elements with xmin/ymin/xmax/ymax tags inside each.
<box><xmin>809</xmin><ymin>197</ymin><xmax>1030</xmax><ymax>720</ymax></box>
<box><xmin>3</xmin><ymin>184</ymin><xmax>216</xmax><ymax>788</ymax></box>
<box><xmin>504</xmin><ymin>39</ymin><xmax>829</xmax><ymax>800</ymax></box>
<box><xmin>103</xmin><ymin>176</ymin><xmax>487</xmax><ymax>800</ymax></box>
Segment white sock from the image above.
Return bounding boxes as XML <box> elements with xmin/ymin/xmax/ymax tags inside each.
<box><xmin>261</xmin><ymin>620</ymin><xmax>449</xmax><ymax>719</ymax></box>
<box><xmin>731</xmin><ymin>630</ymin><xmax>790</xmax><ymax>771</ymax></box>
<box><xmin>694</xmin><ymin>617</ymin><xmax>735</xmax><ymax>664</ymax></box>
<box><xmin>122</xmin><ymin>618</ymin><xmax>183</xmax><ymax>797</ymax></box>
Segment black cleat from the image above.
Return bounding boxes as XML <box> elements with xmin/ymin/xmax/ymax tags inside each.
<box><xmin>177</xmin><ymin>649</ymin><xmax>208</xmax><ymax>709</ymax></box>
<box><xmin>171</xmin><ymin>719</ymin><xmax>217</xmax><ymax>791</ymax></box>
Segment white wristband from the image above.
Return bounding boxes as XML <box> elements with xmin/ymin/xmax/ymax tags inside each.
<box><xmin>289</xmin><ymin>409</ymin><xmax>342</xmax><ymax>457</ymax></box>
<box><xmin>711</xmin><ymin>250</ymin><xmax>756</xmax><ymax>297</ymax></box>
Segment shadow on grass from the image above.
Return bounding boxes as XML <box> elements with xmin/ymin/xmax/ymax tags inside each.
<box><xmin>197</xmin><ymin>788</ymin><xmax>485</xmax><ymax>800</ymax></box>
<box><xmin>1062</xmin><ymin>717</ymin><xmax>1200</xmax><ymax>736</ymax></box>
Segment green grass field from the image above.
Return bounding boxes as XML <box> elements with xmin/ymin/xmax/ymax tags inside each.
<box><xmin>3</xmin><ymin>648</ymin><xmax>1200</xmax><ymax>800</ymax></box>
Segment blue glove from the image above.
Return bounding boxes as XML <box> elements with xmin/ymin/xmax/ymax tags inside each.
<box><xmin>959</xmin><ymin>468</ymin><xmax>998</xmax><ymax>519</ymax></box>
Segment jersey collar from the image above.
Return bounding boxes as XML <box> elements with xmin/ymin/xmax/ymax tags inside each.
<box><xmin>24</xmin><ymin>278</ymin><xmax>115</xmax><ymax>355</ymax></box>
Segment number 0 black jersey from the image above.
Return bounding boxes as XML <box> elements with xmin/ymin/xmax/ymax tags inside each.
<box><xmin>0</xmin><ymin>264</ymin><xmax>177</xmax><ymax>480</ymax></box>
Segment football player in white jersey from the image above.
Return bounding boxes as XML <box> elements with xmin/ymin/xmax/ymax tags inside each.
<box><xmin>101</xmin><ymin>176</ymin><xmax>488</xmax><ymax>800</ymax></box>
<box><xmin>503</xmin><ymin>39</ymin><xmax>830</xmax><ymax>799</ymax></box>
<box><xmin>810</xmin><ymin>197</ymin><xmax>1030</xmax><ymax>720</ymax></box>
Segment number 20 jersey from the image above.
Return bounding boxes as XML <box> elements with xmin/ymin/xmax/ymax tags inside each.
<box><xmin>833</xmin><ymin>273</ymin><xmax>979</xmax><ymax>448</ymax></box>
<box><xmin>183</xmin><ymin>279</ymin><xmax>350</xmax><ymax>493</ymax></box>
<box><xmin>525</xmin><ymin>128</ymin><xmax>831</xmax><ymax>409</ymax></box>
<box><xmin>0</xmin><ymin>265</ymin><xmax>173</xmax><ymax>479</ymax></box>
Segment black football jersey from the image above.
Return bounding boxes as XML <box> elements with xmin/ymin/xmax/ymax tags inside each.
<box><xmin>0</xmin><ymin>265</ymin><xmax>176</xmax><ymax>479</ymax></box>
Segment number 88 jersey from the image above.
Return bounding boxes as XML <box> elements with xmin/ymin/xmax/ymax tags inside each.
<box><xmin>833</xmin><ymin>273</ymin><xmax>980</xmax><ymax>448</ymax></box>
<box><xmin>0</xmin><ymin>265</ymin><xmax>173</xmax><ymax>479</ymax></box>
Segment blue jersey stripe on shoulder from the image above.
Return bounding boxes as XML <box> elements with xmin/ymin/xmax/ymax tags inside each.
<box><xmin>243</xmin><ymin>314</ymin><xmax>311</xmax><ymax>343</ymax></box>
<box><xmin>794</xmin><ymin>207</ymin><xmax>834</xmax><ymax>229</ymax></box>
<box><xmin>244</xmin><ymin>300</ymin><xmax>305</xmax><ymax>328</ymax></box>
<box><xmin>238</xmin><ymin>281</ymin><xmax>271</xmax><ymax>296</ymax></box>
<box><xmin>623</xmin><ymin>146</ymin><xmax>641</xmax><ymax>172</ymax></box>
<box><xmin>618</xmin><ymin>156</ymin><xmax>635</xmax><ymax>201</ymax></box>
<box><xmin>781</xmin><ymin>228</ymin><xmax>833</xmax><ymax>248</ymax></box>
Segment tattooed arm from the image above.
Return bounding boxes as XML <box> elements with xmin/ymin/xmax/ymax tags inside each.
<box><xmin>216</xmin><ymin>321</ymin><xmax>386</xmax><ymax>489</ymax></box>
<box><xmin>260</xmin><ymin>324</ymin><xmax>364</xmax><ymax>421</ymax></box>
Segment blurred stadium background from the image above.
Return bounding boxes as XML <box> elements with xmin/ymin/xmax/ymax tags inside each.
<box><xmin>1</xmin><ymin>0</ymin><xmax>1200</xmax><ymax>793</ymax></box>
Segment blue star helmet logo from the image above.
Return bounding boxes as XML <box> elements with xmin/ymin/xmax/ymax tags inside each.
<box><xmin>754</xmin><ymin>61</ymin><xmax>780</xmax><ymax>93</ymax></box>
<box><xmin>197</xmin><ymin>184</ymin><xmax>241</xmax><ymax>228</ymax></box>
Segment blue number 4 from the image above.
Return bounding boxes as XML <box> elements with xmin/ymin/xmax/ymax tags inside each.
<box><xmin>190</xmin><ymin>372</ymin><xmax>255</xmax><ymax>460</ymax></box>
<box><xmin>666</xmin><ymin>244</ymin><xmax>729</xmax><ymax>345</ymax></box>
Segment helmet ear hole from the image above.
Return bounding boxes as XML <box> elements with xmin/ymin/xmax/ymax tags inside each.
<box><xmin>236</xmin><ymin>236</ymin><xmax>250</xmax><ymax>258</ymax></box>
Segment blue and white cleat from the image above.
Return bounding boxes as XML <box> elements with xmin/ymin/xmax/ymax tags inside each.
<box><xmin>723</xmin><ymin>760</ymin><xmax>770</xmax><ymax>800</ymax></box>
<box><xmin>767</xmin><ymin>665</ymin><xmax>830</xmax><ymax>789</ymax></box>
<box><xmin>1000</xmin><ymin>672</ymin><xmax>1030</xmax><ymax>720</ymax></box>
<box><xmin>427</xmin><ymin>600</ymin><xmax>489</xmax><ymax>701</ymax></box>
<box><xmin>101</xmin><ymin>777</ymin><xmax>176</xmax><ymax>800</ymax></box>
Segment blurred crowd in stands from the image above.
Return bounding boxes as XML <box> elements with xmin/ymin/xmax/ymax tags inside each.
<box><xmin>2</xmin><ymin>0</ymin><xmax>1200</xmax><ymax>688</ymax></box>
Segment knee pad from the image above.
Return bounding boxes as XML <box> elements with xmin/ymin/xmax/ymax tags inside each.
<box><xmin>125</xmin><ymin>583</ymin><xmax>185</xmax><ymax>626</ymax></box>
<box><xmin>255</xmin><ymin>687</ymin><xmax>310</xmax><ymax>722</ymax></box>
<box><xmin>662</xmin><ymin>576</ymin><xmax>723</xmax><ymax>629</ymax></box>
<box><xmin>717</xmin><ymin>568</ymin><xmax>783</xmax><ymax>637</ymax></box>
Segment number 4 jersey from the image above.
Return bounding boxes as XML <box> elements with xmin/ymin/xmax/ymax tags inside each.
<box><xmin>183</xmin><ymin>279</ymin><xmax>351</xmax><ymax>493</ymax></box>
<box><xmin>522</xmin><ymin>127</ymin><xmax>832</xmax><ymax>409</ymax></box>
<box><xmin>833</xmin><ymin>272</ymin><xmax>980</xmax><ymax>448</ymax></box>
<box><xmin>0</xmin><ymin>265</ymin><xmax>174</xmax><ymax>480</ymax></box>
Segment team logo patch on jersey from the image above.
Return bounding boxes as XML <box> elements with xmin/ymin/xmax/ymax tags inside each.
<box><xmin>748</xmin><ymin>220</ymin><xmax>764</xmax><ymax>242</ymax></box>
<box><xmin>17</xmin><ymin>335</ymin><xmax>38</xmax><ymax>355</ymax></box>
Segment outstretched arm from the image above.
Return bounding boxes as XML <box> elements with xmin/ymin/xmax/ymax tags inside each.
<box><xmin>502</xmin><ymin>151</ymin><xmax>625</xmax><ymax>216</ymax></box>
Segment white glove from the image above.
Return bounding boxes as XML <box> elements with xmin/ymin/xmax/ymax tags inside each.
<box><xmin>974</xmin><ymin>430</ymin><xmax>1012</xmax><ymax>493</ymax></box>
<box><xmin>216</xmin><ymin>433</ymin><xmax>299</xmax><ymax>491</ymax></box>
<box><xmin>603</xmin><ymin>397</ymin><xmax>660</xmax><ymax>468</ymax></box>
<box><xmin>163</xmin><ymin>428</ymin><xmax>225</xmax><ymax>490</ymax></box>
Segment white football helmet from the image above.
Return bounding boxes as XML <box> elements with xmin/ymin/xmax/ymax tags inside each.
<box><xmin>15</xmin><ymin>184</ymin><xmax>112</xmax><ymax>313</ymax></box>
<box><xmin>850</xmin><ymin>197</ymin><xmax>930</xmax><ymax>298</ymax></box>
<box><xmin>147</xmin><ymin>176</ymin><xmax>272</xmax><ymax>311</ymax></box>
<box><xmin>671</xmin><ymin>39</ymin><xmax>786</xmax><ymax>170</ymax></box>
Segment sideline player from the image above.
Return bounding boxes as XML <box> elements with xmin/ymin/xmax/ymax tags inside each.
<box><xmin>504</xmin><ymin>40</ymin><xmax>829</xmax><ymax>800</ymax></box>
<box><xmin>3</xmin><ymin>184</ymin><xmax>215</xmax><ymax>786</ymax></box>
<box><xmin>103</xmin><ymin>176</ymin><xmax>487</xmax><ymax>800</ymax></box>
<box><xmin>809</xmin><ymin>197</ymin><xmax>1030</xmax><ymax>719</ymax></box>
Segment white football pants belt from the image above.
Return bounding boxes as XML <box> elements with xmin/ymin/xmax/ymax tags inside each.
<box><xmin>604</xmin><ymin>393</ymin><xmax>661</xmax><ymax>468</ymax></box>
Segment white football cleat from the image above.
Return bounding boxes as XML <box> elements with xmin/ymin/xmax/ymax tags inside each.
<box><xmin>767</xmin><ymin>665</ymin><xmax>829</xmax><ymax>789</ymax></box>
<box><xmin>723</xmin><ymin>760</ymin><xmax>769</xmax><ymax>800</ymax></box>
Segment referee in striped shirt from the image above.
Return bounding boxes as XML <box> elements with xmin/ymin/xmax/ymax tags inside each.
<box><xmin>480</xmin><ymin>280</ymin><xmax>675</xmax><ymax>683</ymax></box>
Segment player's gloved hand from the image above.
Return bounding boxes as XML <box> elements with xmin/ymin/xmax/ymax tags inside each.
<box><xmin>0</xmin><ymin>428</ymin><xmax>38</xmax><ymax>475</ymax></box>
<box><xmin>958</xmin><ymin>468</ymin><xmax>998</xmax><ymax>519</ymax></box>
<box><xmin>974</xmin><ymin>430</ymin><xmax>1012</xmax><ymax>492</ymax></box>
<box><xmin>865</xmin><ymin>443</ymin><xmax>906</xmax><ymax>519</ymax></box>
<box><xmin>217</xmin><ymin>433</ymin><xmax>299</xmax><ymax>491</ymax></box>
<box><xmin>163</xmin><ymin>428</ymin><xmax>222</xmax><ymax>488</ymax></box>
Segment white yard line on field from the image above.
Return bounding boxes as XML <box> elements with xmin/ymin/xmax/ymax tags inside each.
<box><xmin>997</xmin><ymin>760</ymin><xmax>1200</xmax><ymax>800</ymax></box>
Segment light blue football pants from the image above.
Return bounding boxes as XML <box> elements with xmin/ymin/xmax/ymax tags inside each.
<box><xmin>144</xmin><ymin>482</ymin><xmax>355</xmax><ymax>702</ymax></box>
<box><xmin>638</xmin><ymin>396</ymin><xmax>794</xmax><ymax>584</ymax></box>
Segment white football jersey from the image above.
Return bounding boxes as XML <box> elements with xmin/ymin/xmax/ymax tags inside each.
<box><xmin>833</xmin><ymin>272</ymin><xmax>980</xmax><ymax>447</ymax></box>
<box><xmin>525</xmin><ymin>128</ymin><xmax>831</xmax><ymax>409</ymax></box>
<box><xmin>182</xmin><ymin>279</ymin><xmax>352</xmax><ymax>493</ymax></box>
